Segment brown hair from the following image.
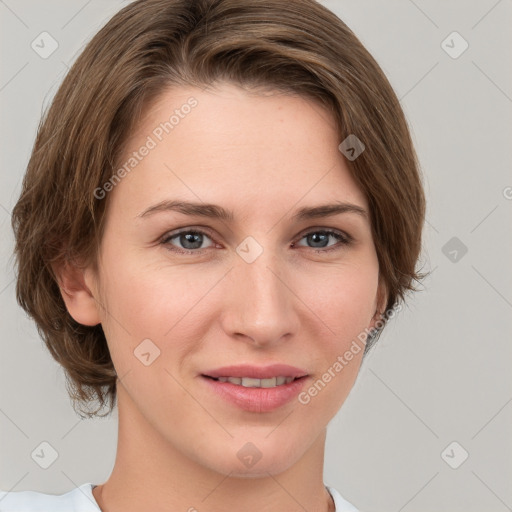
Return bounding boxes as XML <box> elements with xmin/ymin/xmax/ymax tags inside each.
<box><xmin>11</xmin><ymin>0</ymin><xmax>426</xmax><ymax>418</ymax></box>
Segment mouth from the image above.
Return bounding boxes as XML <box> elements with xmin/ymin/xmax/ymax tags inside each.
<box><xmin>202</xmin><ymin>375</ymin><xmax>306</xmax><ymax>388</ymax></box>
<box><xmin>200</xmin><ymin>364</ymin><xmax>309</xmax><ymax>412</ymax></box>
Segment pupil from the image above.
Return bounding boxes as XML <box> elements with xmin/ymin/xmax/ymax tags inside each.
<box><xmin>181</xmin><ymin>232</ymin><xmax>202</xmax><ymax>249</ymax></box>
<box><xmin>309</xmin><ymin>232</ymin><xmax>328</xmax><ymax>248</ymax></box>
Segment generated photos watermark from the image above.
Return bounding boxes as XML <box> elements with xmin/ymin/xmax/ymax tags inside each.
<box><xmin>298</xmin><ymin>303</ymin><xmax>402</xmax><ymax>405</ymax></box>
<box><xmin>94</xmin><ymin>97</ymin><xmax>198</xmax><ymax>200</ymax></box>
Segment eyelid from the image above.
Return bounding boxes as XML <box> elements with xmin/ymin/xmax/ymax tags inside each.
<box><xmin>292</xmin><ymin>228</ymin><xmax>353</xmax><ymax>254</ymax></box>
<box><xmin>295</xmin><ymin>226</ymin><xmax>353</xmax><ymax>243</ymax></box>
<box><xmin>162</xmin><ymin>225</ymin><xmax>216</xmax><ymax>238</ymax></box>
<box><xmin>160</xmin><ymin>226</ymin><xmax>216</xmax><ymax>247</ymax></box>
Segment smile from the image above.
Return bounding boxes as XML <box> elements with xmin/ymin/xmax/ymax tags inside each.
<box><xmin>207</xmin><ymin>376</ymin><xmax>297</xmax><ymax>388</ymax></box>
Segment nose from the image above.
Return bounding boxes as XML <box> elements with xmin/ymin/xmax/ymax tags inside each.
<box><xmin>220</xmin><ymin>249</ymin><xmax>300</xmax><ymax>348</ymax></box>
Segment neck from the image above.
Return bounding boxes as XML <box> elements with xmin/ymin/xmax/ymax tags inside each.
<box><xmin>93</xmin><ymin>385</ymin><xmax>335</xmax><ymax>512</ymax></box>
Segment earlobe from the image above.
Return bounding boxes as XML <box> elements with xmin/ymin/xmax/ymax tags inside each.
<box><xmin>52</xmin><ymin>260</ymin><xmax>101</xmax><ymax>326</ymax></box>
<box><xmin>369</xmin><ymin>278</ymin><xmax>389</xmax><ymax>329</ymax></box>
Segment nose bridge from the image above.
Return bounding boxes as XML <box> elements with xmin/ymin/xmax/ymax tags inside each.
<box><xmin>224</xmin><ymin>240</ymin><xmax>297</xmax><ymax>344</ymax></box>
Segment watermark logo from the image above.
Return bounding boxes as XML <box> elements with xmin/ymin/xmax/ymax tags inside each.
<box><xmin>236</xmin><ymin>236</ymin><xmax>264</xmax><ymax>264</ymax></box>
<box><xmin>441</xmin><ymin>441</ymin><xmax>469</xmax><ymax>469</ymax></box>
<box><xmin>237</xmin><ymin>442</ymin><xmax>262</xmax><ymax>468</ymax></box>
<box><xmin>441</xmin><ymin>31</ymin><xmax>469</xmax><ymax>59</ymax></box>
<box><xmin>338</xmin><ymin>134</ymin><xmax>365</xmax><ymax>161</ymax></box>
<box><xmin>442</xmin><ymin>236</ymin><xmax>468</xmax><ymax>263</ymax></box>
<box><xmin>31</xmin><ymin>441</ymin><xmax>59</xmax><ymax>469</ymax></box>
<box><xmin>134</xmin><ymin>338</ymin><xmax>161</xmax><ymax>366</ymax></box>
<box><xmin>31</xmin><ymin>31</ymin><xmax>59</xmax><ymax>59</ymax></box>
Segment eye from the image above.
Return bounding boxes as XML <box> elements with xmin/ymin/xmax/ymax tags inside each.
<box><xmin>161</xmin><ymin>229</ymin><xmax>215</xmax><ymax>255</ymax></box>
<box><xmin>160</xmin><ymin>227</ymin><xmax>352</xmax><ymax>256</ymax></box>
<box><xmin>293</xmin><ymin>229</ymin><xmax>352</xmax><ymax>253</ymax></box>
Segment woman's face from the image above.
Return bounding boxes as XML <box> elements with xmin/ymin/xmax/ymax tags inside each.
<box><xmin>83</xmin><ymin>82</ymin><xmax>385</xmax><ymax>476</ymax></box>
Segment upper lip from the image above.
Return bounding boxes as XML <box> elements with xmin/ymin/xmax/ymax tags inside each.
<box><xmin>203</xmin><ymin>364</ymin><xmax>309</xmax><ymax>379</ymax></box>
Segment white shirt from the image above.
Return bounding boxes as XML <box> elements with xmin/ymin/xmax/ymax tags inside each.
<box><xmin>0</xmin><ymin>483</ymin><xmax>359</xmax><ymax>511</ymax></box>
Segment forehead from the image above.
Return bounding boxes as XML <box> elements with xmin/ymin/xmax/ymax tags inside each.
<box><xmin>108</xmin><ymin>82</ymin><xmax>368</xmax><ymax>219</ymax></box>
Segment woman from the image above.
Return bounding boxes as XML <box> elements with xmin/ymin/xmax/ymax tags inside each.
<box><xmin>1</xmin><ymin>0</ymin><xmax>425</xmax><ymax>510</ymax></box>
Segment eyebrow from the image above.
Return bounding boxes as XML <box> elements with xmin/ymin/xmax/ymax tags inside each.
<box><xmin>137</xmin><ymin>200</ymin><xmax>368</xmax><ymax>221</ymax></box>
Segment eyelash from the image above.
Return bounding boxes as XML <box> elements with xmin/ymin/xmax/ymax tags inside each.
<box><xmin>160</xmin><ymin>227</ymin><xmax>353</xmax><ymax>255</ymax></box>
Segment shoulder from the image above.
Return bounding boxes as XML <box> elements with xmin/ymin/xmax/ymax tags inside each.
<box><xmin>326</xmin><ymin>485</ymin><xmax>360</xmax><ymax>512</ymax></box>
<box><xmin>0</xmin><ymin>483</ymin><xmax>100</xmax><ymax>512</ymax></box>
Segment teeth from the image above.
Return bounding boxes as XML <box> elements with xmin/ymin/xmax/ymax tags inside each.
<box><xmin>217</xmin><ymin>376</ymin><xmax>297</xmax><ymax>388</ymax></box>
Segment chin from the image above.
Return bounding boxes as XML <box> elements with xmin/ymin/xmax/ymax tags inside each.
<box><xmin>199</xmin><ymin>436</ymin><xmax>307</xmax><ymax>478</ymax></box>
<box><xmin>213</xmin><ymin>456</ymin><xmax>298</xmax><ymax>478</ymax></box>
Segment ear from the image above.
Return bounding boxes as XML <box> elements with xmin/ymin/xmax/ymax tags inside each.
<box><xmin>369</xmin><ymin>277</ymin><xmax>389</xmax><ymax>330</ymax></box>
<box><xmin>52</xmin><ymin>259</ymin><xmax>101</xmax><ymax>326</ymax></box>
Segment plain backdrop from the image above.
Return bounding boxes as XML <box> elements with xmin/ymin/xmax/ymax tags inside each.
<box><xmin>1</xmin><ymin>1</ymin><xmax>511</xmax><ymax>511</ymax></box>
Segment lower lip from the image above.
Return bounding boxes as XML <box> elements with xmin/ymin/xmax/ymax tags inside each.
<box><xmin>201</xmin><ymin>376</ymin><xmax>308</xmax><ymax>412</ymax></box>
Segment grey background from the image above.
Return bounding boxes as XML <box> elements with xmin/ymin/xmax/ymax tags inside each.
<box><xmin>1</xmin><ymin>1</ymin><xmax>511</xmax><ymax>511</ymax></box>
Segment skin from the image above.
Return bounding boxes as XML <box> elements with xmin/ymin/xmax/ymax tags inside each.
<box><xmin>57</xmin><ymin>82</ymin><xmax>387</xmax><ymax>512</ymax></box>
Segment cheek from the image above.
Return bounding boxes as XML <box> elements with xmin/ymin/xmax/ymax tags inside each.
<box><xmin>300</xmin><ymin>260</ymin><xmax>379</xmax><ymax>342</ymax></box>
<box><xmin>293</xmin><ymin>261</ymin><xmax>377</xmax><ymax>407</ymax></box>
<box><xmin>96</xmin><ymin>254</ymin><xmax>218</xmax><ymax>364</ymax></box>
